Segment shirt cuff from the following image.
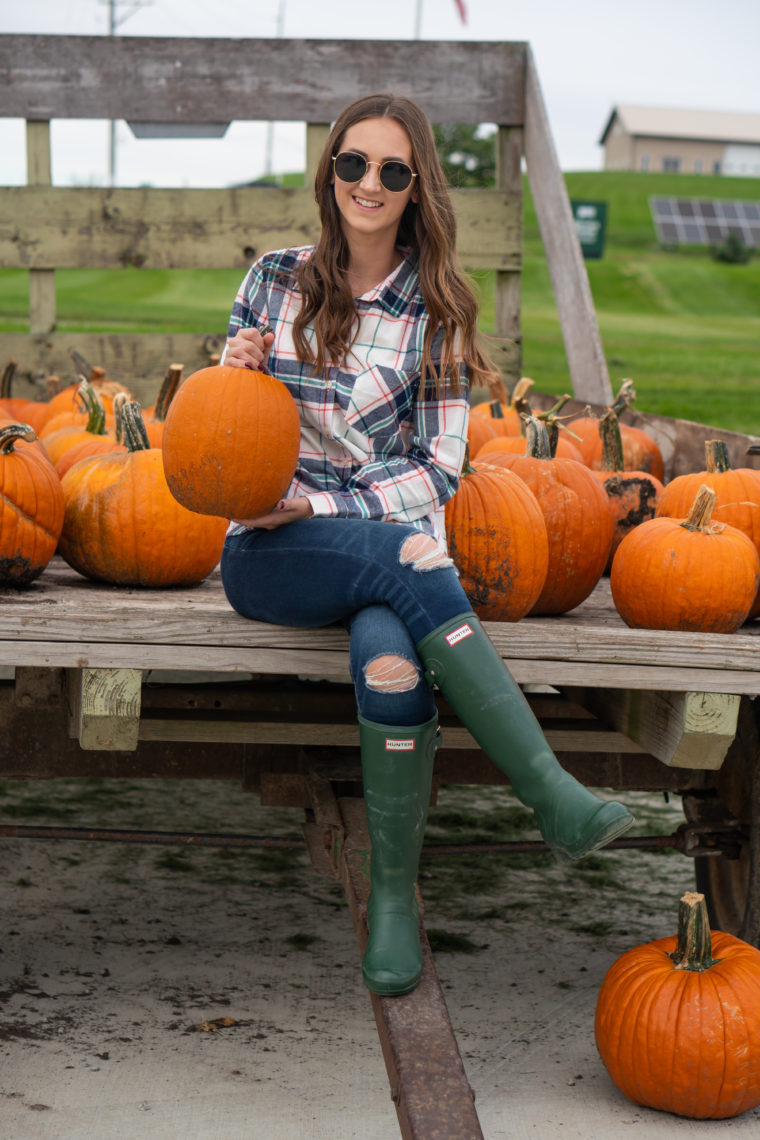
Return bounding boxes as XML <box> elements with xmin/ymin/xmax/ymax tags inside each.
<box><xmin>305</xmin><ymin>492</ymin><xmax>340</xmax><ymax>518</ymax></box>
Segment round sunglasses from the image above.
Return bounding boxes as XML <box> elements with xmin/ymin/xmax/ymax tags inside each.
<box><xmin>332</xmin><ymin>151</ymin><xmax>417</xmax><ymax>194</ymax></box>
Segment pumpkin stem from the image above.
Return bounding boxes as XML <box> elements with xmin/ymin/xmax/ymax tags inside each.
<box><xmin>680</xmin><ymin>484</ymin><xmax>720</xmax><ymax>533</ymax></box>
<box><xmin>69</xmin><ymin>347</ymin><xmax>92</xmax><ymax>379</ymax></box>
<box><xmin>75</xmin><ymin>378</ymin><xmax>107</xmax><ymax>436</ymax></box>
<box><xmin>1</xmin><ymin>358</ymin><xmax>18</xmax><ymax>401</ymax></box>
<box><xmin>598</xmin><ymin>408</ymin><xmax>625</xmax><ymax>473</ymax></box>
<box><xmin>610</xmin><ymin>378</ymin><xmax>636</xmax><ymax>419</ymax></box>
<box><xmin>486</xmin><ymin>377</ymin><xmax>509</xmax><ymax>403</ymax></box>
<box><xmin>112</xmin><ymin>392</ymin><xmax>130</xmax><ymax>445</ymax></box>
<box><xmin>487</xmin><ymin>399</ymin><xmax>505</xmax><ymax>420</ymax></box>
<box><xmin>521</xmin><ymin>413</ymin><xmax>553</xmax><ymax>460</ymax></box>
<box><xmin>705</xmin><ymin>439</ymin><xmax>732</xmax><ymax>474</ymax></box>
<box><xmin>0</xmin><ymin>423</ymin><xmax>37</xmax><ymax>453</ymax></box>
<box><xmin>120</xmin><ymin>400</ymin><xmax>151</xmax><ymax>452</ymax></box>
<box><xmin>669</xmin><ymin>891</ymin><xmax>720</xmax><ymax>972</ymax></box>
<box><xmin>46</xmin><ymin>374</ymin><xmax>62</xmax><ymax>399</ymax></box>
<box><xmin>152</xmin><ymin>363</ymin><xmax>184</xmax><ymax>422</ymax></box>
<box><xmin>510</xmin><ymin>376</ymin><xmax>535</xmax><ymax>408</ymax></box>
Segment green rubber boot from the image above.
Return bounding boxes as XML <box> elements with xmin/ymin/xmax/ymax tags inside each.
<box><xmin>417</xmin><ymin>614</ymin><xmax>634</xmax><ymax>863</ymax></box>
<box><xmin>360</xmin><ymin>713</ymin><xmax>438</xmax><ymax>997</ymax></box>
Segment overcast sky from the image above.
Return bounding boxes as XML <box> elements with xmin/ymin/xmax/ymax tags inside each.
<box><xmin>2</xmin><ymin>0</ymin><xmax>759</xmax><ymax>187</ymax></box>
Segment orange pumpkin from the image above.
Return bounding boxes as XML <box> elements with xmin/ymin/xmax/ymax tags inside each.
<box><xmin>162</xmin><ymin>364</ymin><xmax>301</xmax><ymax>519</ymax></box>
<box><xmin>43</xmin><ymin>379</ymin><xmax>117</xmax><ymax>469</ymax></box>
<box><xmin>470</xmin><ymin>376</ymin><xmax>535</xmax><ymax>435</ymax></box>
<box><xmin>595</xmin><ymin>891</ymin><xmax>760</xmax><ymax>1119</ymax></box>
<box><xmin>611</xmin><ymin>484</ymin><xmax>759</xmax><ymax>632</ymax></box>
<box><xmin>593</xmin><ymin>408</ymin><xmax>663</xmax><ymax>570</ymax></box>
<box><xmin>485</xmin><ymin>416</ymin><xmax>614</xmax><ymax>615</ymax></box>
<box><xmin>39</xmin><ymin>364</ymin><xmax>132</xmax><ymax>430</ymax></box>
<box><xmin>0</xmin><ymin>423</ymin><xmax>64</xmax><ymax>585</ymax></box>
<box><xmin>58</xmin><ymin>402</ymin><xmax>227</xmax><ymax>587</ymax></box>
<box><xmin>567</xmin><ymin>380</ymin><xmax>665</xmax><ymax>480</ymax></box>
<box><xmin>444</xmin><ymin>457</ymin><xmax>549</xmax><ymax>622</ymax></box>
<box><xmin>143</xmin><ymin>362</ymin><xmax>184</xmax><ymax>447</ymax></box>
<box><xmin>657</xmin><ymin>439</ymin><xmax>760</xmax><ymax>619</ymax></box>
<box><xmin>0</xmin><ymin>359</ymin><xmax>49</xmax><ymax>433</ymax></box>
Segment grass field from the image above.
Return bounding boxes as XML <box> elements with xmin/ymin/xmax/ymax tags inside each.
<box><xmin>1</xmin><ymin>171</ymin><xmax>758</xmax><ymax>432</ymax></box>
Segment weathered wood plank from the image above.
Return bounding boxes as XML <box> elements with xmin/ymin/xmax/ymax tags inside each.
<box><xmin>65</xmin><ymin>667</ymin><xmax>143</xmax><ymax>750</ymax></box>
<box><xmin>564</xmin><ymin>688</ymin><xmax>741</xmax><ymax>770</ymax></box>
<box><xmin>1</xmin><ymin>36</ymin><xmax>525</xmax><ymax>125</ymax></box>
<box><xmin>522</xmin><ymin>47</ymin><xmax>613</xmax><ymax>406</ymax></box>
<box><xmin>137</xmin><ymin>717</ymin><xmax>643</xmax><ymax>753</ymax></box>
<box><xmin>26</xmin><ymin>120</ymin><xmax>56</xmax><ymax>335</ymax></box>
<box><xmin>0</xmin><ymin>331</ymin><xmax>521</xmax><ymax>398</ymax></box>
<box><xmin>0</xmin><ymin>186</ymin><xmax>520</xmax><ymax>271</ymax></box>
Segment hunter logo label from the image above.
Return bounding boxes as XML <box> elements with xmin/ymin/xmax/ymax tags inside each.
<box><xmin>385</xmin><ymin>738</ymin><xmax>416</xmax><ymax>751</ymax></box>
<box><xmin>445</xmin><ymin>623</ymin><xmax>474</xmax><ymax>647</ymax></box>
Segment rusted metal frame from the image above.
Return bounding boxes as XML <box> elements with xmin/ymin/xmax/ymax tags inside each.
<box><xmin>302</xmin><ymin>771</ymin><xmax>484</xmax><ymax>1140</ymax></box>
<box><xmin>0</xmin><ymin>823</ymin><xmax>745</xmax><ymax>861</ymax></box>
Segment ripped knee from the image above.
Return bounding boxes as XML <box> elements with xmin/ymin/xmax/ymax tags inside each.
<box><xmin>364</xmin><ymin>654</ymin><xmax>421</xmax><ymax>694</ymax></box>
<box><xmin>399</xmin><ymin>533</ymin><xmax>453</xmax><ymax>572</ymax></box>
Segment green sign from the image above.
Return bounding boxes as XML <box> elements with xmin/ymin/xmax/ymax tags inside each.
<box><xmin>571</xmin><ymin>199</ymin><xmax>608</xmax><ymax>259</ymax></box>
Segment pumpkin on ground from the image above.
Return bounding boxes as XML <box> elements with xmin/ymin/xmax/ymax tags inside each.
<box><xmin>593</xmin><ymin>407</ymin><xmax>663</xmax><ymax>570</ymax></box>
<box><xmin>58</xmin><ymin>402</ymin><xmax>227</xmax><ymax>587</ymax></box>
<box><xmin>444</xmin><ymin>455</ymin><xmax>549</xmax><ymax>622</ymax></box>
<box><xmin>610</xmin><ymin>484</ymin><xmax>759</xmax><ymax>632</ymax></box>
<box><xmin>162</xmin><ymin>364</ymin><xmax>301</xmax><ymax>519</ymax></box>
<box><xmin>656</xmin><ymin>439</ymin><xmax>760</xmax><ymax>619</ymax></box>
<box><xmin>483</xmin><ymin>416</ymin><xmax>614</xmax><ymax>615</ymax></box>
<box><xmin>0</xmin><ymin>423</ymin><xmax>64</xmax><ymax>586</ymax></box>
<box><xmin>595</xmin><ymin>891</ymin><xmax>760</xmax><ymax>1119</ymax></box>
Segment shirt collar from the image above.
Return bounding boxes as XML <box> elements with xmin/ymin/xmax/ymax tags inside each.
<box><xmin>356</xmin><ymin>251</ymin><xmax>421</xmax><ymax>316</ymax></box>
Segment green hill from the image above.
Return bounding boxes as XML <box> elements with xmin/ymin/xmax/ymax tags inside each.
<box><xmin>507</xmin><ymin>172</ymin><xmax>760</xmax><ymax>431</ymax></box>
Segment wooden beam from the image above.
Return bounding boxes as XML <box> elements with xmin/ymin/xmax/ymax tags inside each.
<box><xmin>26</xmin><ymin>120</ymin><xmax>55</xmax><ymax>335</ymax></box>
<box><xmin>65</xmin><ymin>667</ymin><xmax>143</xmax><ymax>751</ymax></box>
<box><xmin>0</xmin><ymin>36</ymin><xmax>525</xmax><ymax>125</ymax></box>
<box><xmin>564</xmin><ymin>687</ymin><xmax>741</xmax><ymax>770</ymax></box>
<box><xmin>522</xmin><ymin>46</ymin><xmax>612</xmax><ymax>406</ymax></box>
<box><xmin>0</xmin><ymin>186</ymin><xmax>519</xmax><ymax>271</ymax></box>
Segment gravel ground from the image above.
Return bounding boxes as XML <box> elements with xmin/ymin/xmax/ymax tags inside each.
<box><xmin>1</xmin><ymin>775</ymin><xmax>759</xmax><ymax>1139</ymax></box>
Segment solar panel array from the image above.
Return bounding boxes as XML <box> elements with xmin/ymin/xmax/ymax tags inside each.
<box><xmin>650</xmin><ymin>197</ymin><xmax>760</xmax><ymax>248</ymax></box>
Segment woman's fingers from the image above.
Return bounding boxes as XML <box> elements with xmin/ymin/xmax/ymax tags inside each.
<box><xmin>224</xmin><ymin>327</ymin><xmax>274</xmax><ymax>370</ymax></box>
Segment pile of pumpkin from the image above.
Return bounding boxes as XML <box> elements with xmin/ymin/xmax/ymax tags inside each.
<box><xmin>450</xmin><ymin>376</ymin><xmax>760</xmax><ymax>633</ymax></box>
<box><xmin>0</xmin><ymin>357</ymin><xmax>299</xmax><ymax>589</ymax></box>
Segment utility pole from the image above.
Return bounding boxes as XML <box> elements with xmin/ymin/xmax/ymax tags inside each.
<box><xmin>100</xmin><ymin>0</ymin><xmax>152</xmax><ymax>186</ymax></box>
<box><xmin>263</xmin><ymin>0</ymin><xmax>286</xmax><ymax>177</ymax></box>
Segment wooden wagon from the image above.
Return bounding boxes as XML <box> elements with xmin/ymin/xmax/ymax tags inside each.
<box><xmin>2</xmin><ymin>33</ymin><xmax>760</xmax><ymax>1139</ymax></box>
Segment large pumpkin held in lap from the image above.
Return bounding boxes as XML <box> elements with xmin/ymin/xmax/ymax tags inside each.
<box><xmin>161</xmin><ymin>363</ymin><xmax>300</xmax><ymax>519</ymax></box>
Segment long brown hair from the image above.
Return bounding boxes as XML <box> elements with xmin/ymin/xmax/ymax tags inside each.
<box><xmin>292</xmin><ymin>93</ymin><xmax>498</xmax><ymax>394</ymax></box>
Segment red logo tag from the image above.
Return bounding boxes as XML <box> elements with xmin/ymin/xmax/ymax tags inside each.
<box><xmin>445</xmin><ymin>623</ymin><xmax>474</xmax><ymax>647</ymax></box>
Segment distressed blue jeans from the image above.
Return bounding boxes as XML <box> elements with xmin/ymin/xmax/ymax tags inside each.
<box><xmin>221</xmin><ymin>518</ymin><xmax>474</xmax><ymax>725</ymax></box>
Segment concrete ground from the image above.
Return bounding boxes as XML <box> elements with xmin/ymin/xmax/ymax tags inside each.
<box><xmin>1</xmin><ymin>776</ymin><xmax>759</xmax><ymax>1139</ymax></box>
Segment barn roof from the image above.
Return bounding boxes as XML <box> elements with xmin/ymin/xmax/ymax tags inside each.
<box><xmin>599</xmin><ymin>105</ymin><xmax>760</xmax><ymax>146</ymax></box>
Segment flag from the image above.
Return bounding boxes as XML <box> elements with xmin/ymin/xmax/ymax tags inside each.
<box><xmin>453</xmin><ymin>0</ymin><xmax>468</xmax><ymax>23</ymax></box>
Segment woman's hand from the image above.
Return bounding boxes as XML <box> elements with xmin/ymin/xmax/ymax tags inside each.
<box><xmin>224</xmin><ymin>327</ymin><xmax>275</xmax><ymax>371</ymax></box>
<box><xmin>232</xmin><ymin>496</ymin><xmax>313</xmax><ymax>531</ymax></box>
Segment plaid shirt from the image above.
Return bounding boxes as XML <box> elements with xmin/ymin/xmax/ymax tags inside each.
<box><xmin>225</xmin><ymin>245</ymin><xmax>469</xmax><ymax>545</ymax></box>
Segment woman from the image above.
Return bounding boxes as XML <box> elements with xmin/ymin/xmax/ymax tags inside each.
<box><xmin>221</xmin><ymin>93</ymin><xmax>633</xmax><ymax>997</ymax></box>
